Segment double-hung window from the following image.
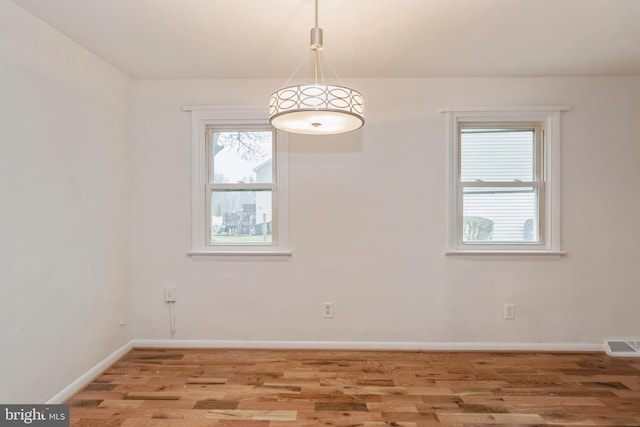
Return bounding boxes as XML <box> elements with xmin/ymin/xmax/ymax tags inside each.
<box><xmin>186</xmin><ymin>106</ymin><xmax>289</xmax><ymax>255</ymax></box>
<box><xmin>445</xmin><ymin>107</ymin><xmax>567</xmax><ymax>254</ymax></box>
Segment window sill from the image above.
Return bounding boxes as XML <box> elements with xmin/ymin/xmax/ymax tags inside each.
<box><xmin>446</xmin><ymin>250</ymin><xmax>566</xmax><ymax>257</ymax></box>
<box><xmin>188</xmin><ymin>250</ymin><xmax>292</xmax><ymax>259</ymax></box>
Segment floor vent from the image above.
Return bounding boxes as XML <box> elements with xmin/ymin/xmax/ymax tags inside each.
<box><xmin>605</xmin><ymin>340</ymin><xmax>640</xmax><ymax>357</ymax></box>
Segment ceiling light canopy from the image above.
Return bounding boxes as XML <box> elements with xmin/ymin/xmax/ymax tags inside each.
<box><xmin>268</xmin><ymin>0</ymin><xmax>364</xmax><ymax>135</ymax></box>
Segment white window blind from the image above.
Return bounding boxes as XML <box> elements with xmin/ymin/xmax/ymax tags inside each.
<box><xmin>460</xmin><ymin>126</ymin><xmax>541</xmax><ymax>243</ymax></box>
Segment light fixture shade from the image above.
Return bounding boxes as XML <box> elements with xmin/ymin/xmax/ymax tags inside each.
<box><xmin>269</xmin><ymin>84</ymin><xmax>364</xmax><ymax>135</ymax></box>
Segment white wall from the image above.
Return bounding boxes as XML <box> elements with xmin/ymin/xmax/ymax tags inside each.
<box><xmin>0</xmin><ymin>0</ymin><xmax>132</xmax><ymax>403</ymax></box>
<box><xmin>132</xmin><ymin>77</ymin><xmax>640</xmax><ymax>346</ymax></box>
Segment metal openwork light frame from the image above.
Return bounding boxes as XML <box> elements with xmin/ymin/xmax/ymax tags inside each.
<box><xmin>268</xmin><ymin>0</ymin><xmax>365</xmax><ymax>135</ymax></box>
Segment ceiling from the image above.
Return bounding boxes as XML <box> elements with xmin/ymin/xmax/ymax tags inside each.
<box><xmin>10</xmin><ymin>0</ymin><xmax>640</xmax><ymax>79</ymax></box>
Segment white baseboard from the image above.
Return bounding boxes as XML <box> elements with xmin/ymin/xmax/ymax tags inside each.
<box><xmin>46</xmin><ymin>338</ymin><xmax>604</xmax><ymax>403</ymax></box>
<box><xmin>46</xmin><ymin>341</ymin><xmax>134</xmax><ymax>404</ymax></box>
<box><xmin>132</xmin><ymin>339</ymin><xmax>604</xmax><ymax>352</ymax></box>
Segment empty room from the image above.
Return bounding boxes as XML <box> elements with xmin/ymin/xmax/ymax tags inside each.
<box><xmin>1</xmin><ymin>0</ymin><xmax>639</xmax><ymax>425</ymax></box>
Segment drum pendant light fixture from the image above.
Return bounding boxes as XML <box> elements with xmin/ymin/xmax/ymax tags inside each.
<box><xmin>268</xmin><ymin>0</ymin><xmax>365</xmax><ymax>135</ymax></box>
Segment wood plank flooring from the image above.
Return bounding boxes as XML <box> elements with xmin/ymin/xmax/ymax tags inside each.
<box><xmin>67</xmin><ymin>348</ymin><xmax>640</xmax><ymax>426</ymax></box>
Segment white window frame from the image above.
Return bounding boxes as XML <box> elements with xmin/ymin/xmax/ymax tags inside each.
<box><xmin>185</xmin><ymin>106</ymin><xmax>290</xmax><ymax>256</ymax></box>
<box><xmin>443</xmin><ymin>106</ymin><xmax>568</xmax><ymax>255</ymax></box>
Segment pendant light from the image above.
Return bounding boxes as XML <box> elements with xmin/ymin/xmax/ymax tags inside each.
<box><xmin>268</xmin><ymin>0</ymin><xmax>365</xmax><ymax>135</ymax></box>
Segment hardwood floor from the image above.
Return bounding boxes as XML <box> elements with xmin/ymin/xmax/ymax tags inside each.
<box><xmin>67</xmin><ymin>348</ymin><xmax>640</xmax><ymax>426</ymax></box>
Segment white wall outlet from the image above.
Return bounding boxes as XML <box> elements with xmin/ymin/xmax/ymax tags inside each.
<box><xmin>504</xmin><ymin>303</ymin><xmax>516</xmax><ymax>320</ymax></box>
<box><xmin>164</xmin><ymin>287</ymin><xmax>176</xmax><ymax>302</ymax></box>
<box><xmin>323</xmin><ymin>302</ymin><xmax>333</xmax><ymax>318</ymax></box>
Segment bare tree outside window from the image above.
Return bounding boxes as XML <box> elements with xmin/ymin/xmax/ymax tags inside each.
<box><xmin>208</xmin><ymin>130</ymin><xmax>274</xmax><ymax>244</ymax></box>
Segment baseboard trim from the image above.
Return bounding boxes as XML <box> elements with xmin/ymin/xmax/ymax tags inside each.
<box><xmin>46</xmin><ymin>341</ymin><xmax>134</xmax><ymax>404</ymax></box>
<box><xmin>131</xmin><ymin>339</ymin><xmax>604</xmax><ymax>352</ymax></box>
<box><xmin>46</xmin><ymin>339</ymin><xmax>604</xmax><ymax>403</ymax></box>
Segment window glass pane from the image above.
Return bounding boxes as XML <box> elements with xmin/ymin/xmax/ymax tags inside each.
<box><xmin>211</xmin><ymin>131</ymin><xmax>273</xmax><ymax>183</ymax></box>
<box><xmin>211</xmin><ymin>190</ymin><xmax>273</xmax><ymax>244</ymax></box>
<box><xmin>462</xmin><ymin>187</ymin><xmax>538</xmax><ymax>242</ymax></box>
<box><xmin>461</xmin><ymin>129</ymin><xmax>534</xmax><ymax>182</ymax></box>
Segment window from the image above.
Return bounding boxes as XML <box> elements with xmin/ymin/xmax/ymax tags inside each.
<box><xmin>185</xmin><ymin>106</ymin><xmax>289</xmax><ymax>255</ymax></box>
<box><xmin>445</xmin><ymin>107</ymin><xmax>567</xmax><ymax>254</ymax></box>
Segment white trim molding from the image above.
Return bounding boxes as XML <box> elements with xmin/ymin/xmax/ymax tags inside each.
<box><xmin>185</xmin><ymin>105</ymin><xmax>290</xmax><ymax>257</ymax></box>
<box><xmin>446</xmin><ymin>250</ymin><xmax>566</xmax><ymax>257</ymax></box>
<box><xmin>132</xmin><ymin>339</ymin><xmax>603</xmax><ymax>352</ymax></box>
<box><xmin>443</xmin><ymin>106</ymin><xmax>569</xmax><ymax>255</ymax></box>
<box><xmin>46</xmin><ymin>338</ymin><xmax>605</xmax><ymax>402</ymax></box>
<box><xmin>46</xmin><ymin>341</ymin><xmax>133</xmax><ymax>404</ymax></box>
<box><xmin>439</xmin><ymin>106</ymin><xmax>570</xmax><ymax>114</ymax></box>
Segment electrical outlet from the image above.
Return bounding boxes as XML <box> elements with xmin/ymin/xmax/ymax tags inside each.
<box><xmin>164</xmin><ymin>287</ymin><xmax>176</xmax><ymax>302</ymax></box>
<box><xmin>504</xmin><ymin>303</ymin><xmax>515</xmax><ymax>320</ymax></box>
<box><xmin>323</xmin><ymin>302</ymin><xmax>333</xmax><ymax>318</ymax></box>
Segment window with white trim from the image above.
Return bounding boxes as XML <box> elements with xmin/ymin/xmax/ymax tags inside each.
<box><xmin>445</xmin><ymin>107</ymin><xmax>566</xmax><ymax>254</ymax></box>
<box><xmin>186</xmin><ymin>107</ymin><xmax>289</xmax><ymax>255</ymax></box>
